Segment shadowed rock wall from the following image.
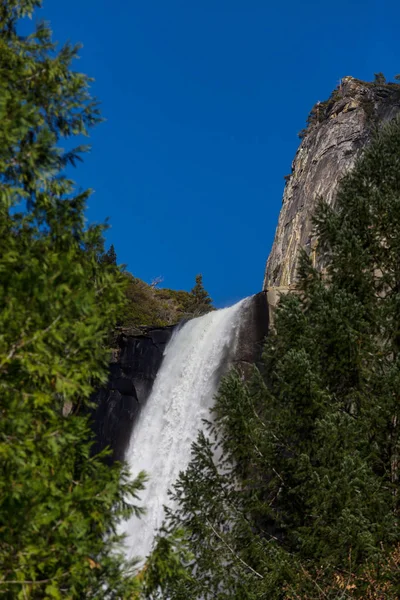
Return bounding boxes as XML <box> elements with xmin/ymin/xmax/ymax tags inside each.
<box><xmin>235</xmin><ymin>291</ymin><xmax>269</xmax><ymax>372</ymax></box>
<box><xmin>92</xmin><ymin>294</ymin><xmax>269</xmax><ymax>462</ymax></box>
<box><xmin>92</xmin><ymin>325</ymin><xmax>176</xmax><ymax>462</ymax></box>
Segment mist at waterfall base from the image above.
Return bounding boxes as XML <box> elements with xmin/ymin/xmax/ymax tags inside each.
<box><xmin>120</xmin><ymin>298</ymin><xmax>249</xmax><ymax>562</ymax></box>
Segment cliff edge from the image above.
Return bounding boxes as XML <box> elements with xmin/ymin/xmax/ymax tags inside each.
<box><xmin>264</xmin><ymin>76</ymin><xmax>400</xmax><ymax>294</ymax></box>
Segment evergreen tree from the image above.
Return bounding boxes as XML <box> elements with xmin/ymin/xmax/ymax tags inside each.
<box><xmin>374</xmin><ymin>71</ymin><xmax>386</xmax><ymax>84</ymax></box>
<box><xmin>0</xmin><ymin>3</ymin><xmax>145</xmax><ymax>597</ymax></box>
<box><xmin>101</xmin><ymin>244</ymin><xmax>118</xmax><ymax>266</ymax></box>
<box><xmin>187</xmin><ymin>274</ymin><xmax>213</xmax><ymax>316</ymax></box>
<box><xmin>145</xmin><ymin>117</ymin><xmax>400</xmax><ymax>599</ymax></box>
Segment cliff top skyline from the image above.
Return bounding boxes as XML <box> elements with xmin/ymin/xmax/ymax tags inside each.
<box><xmin>33</xmin><ymin>0</ymin><xmax>400</xmax><ymax>307</ymax></box>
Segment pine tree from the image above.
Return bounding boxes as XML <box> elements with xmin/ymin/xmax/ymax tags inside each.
<box><xmin>101</xmin><ymin>244</ymin><xmax>118</xmax><ymax>266</ymax></box>
<box><xmin>188</xmin><ymin>274</ymin><xmax>213</xmax><ymax>316</ymax></box>
<box><xmin>374</xmin><ymin>71</ymin><xmax>386</xmax><ymax>84</ymax></box>
<box><xmin>0</xmin><ymin>3</ymin><xmax>146</xmax><ymax>597</ymax></box>
<box><xmin>145</xmin><ymin>117</ymin><xmax>400</xmax><ymax>599</ymax></box>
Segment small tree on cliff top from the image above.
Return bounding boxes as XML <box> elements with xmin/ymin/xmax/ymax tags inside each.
<box><xmin>101</xmin><ymin>243</ymin><xmax>118</xmax><ymax>266</ymax></box>
<box><xmin>374</xmin><ymin>71</ymin><xmax>386</xmax><ymax>84</ymax></box>
<box><xmin>0</xmin><ymin>2</ymin><xmax>145</xmax><ymax>597</ymax></box>
<box><xmin>188</xmin><ymin>274</ymin><xmax>213</xmax><ymax>316</ymax></box>
<box><xmin>143</xmin><ymin>117</ymin><xmax>400</xmax><ymax>599</ymax></box>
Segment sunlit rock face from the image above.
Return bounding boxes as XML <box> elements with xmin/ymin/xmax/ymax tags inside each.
<box><xmin>264</xmin><ymin>76</ymin><xmax>400</xmax><ymax>293</ymax></box>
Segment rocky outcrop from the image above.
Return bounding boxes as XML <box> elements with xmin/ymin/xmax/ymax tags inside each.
<box><xmin>92</xmin><ymin>294</ymin><xmax>269</xmax><ymax>462</ymax></box>
<box><xmin>235</xmin><ymin>291</ymin><xmax>269</xmax><ymax>372</ymax></box>
<box><xmin>92</xmin><ymin>325</ymin><xmax>176</xmax><ymax>462</ymax></box>
<box><xmin>264</xmin><ymin>76</ymin><xmax>400</xmax><ymax>293</ymax></box>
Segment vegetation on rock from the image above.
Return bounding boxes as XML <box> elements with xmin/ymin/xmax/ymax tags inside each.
<box><xmin>109</xmin><ymin>266</ymin><xmax>214</xmax><ymax>329</ymax></box>
<box><xmin>298</xmin><ymin>74</ymin><xmax>400</xmax><ymax>139</ymax></box>
<box><xmin>374</xmin><ymin>71</ymin><xmax>386</xmax><ymax>84</ymax></box>
<box><xmin>143</xmin><ymin>117</ymin><xmax>400</xmax><ymax>598</ymax></box>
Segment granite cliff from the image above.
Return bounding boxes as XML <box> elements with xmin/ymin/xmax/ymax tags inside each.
<box><xmin>92</xmin><ymin>76</ymin><xmax>400</xmax><ymax>462</ymax></box>
<box><xmin>92</xmin><ymin>292</ymin><xmax>269</xmax><ymax>462</ymax></box>
<box><xmin>92</xmin><ymin>325</ymin><xmax>175</xmax><ymax>462</ymax></box>
<box><xmin>264</xmin><ymin>76</ymin><xmax>400</xmax><ymax>302</ymax></box>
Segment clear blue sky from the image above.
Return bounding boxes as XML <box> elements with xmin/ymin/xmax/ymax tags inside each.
<box><xmin>32</xmin><ymin>0</ymin><xmax>399</xmax><ymax>307</ymax></box>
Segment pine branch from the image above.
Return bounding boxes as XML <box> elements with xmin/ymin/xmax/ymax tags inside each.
<box><xmin>206</xmin><ymin>519</ymin><xmax>264</xmax><ymax>580</ymax></box>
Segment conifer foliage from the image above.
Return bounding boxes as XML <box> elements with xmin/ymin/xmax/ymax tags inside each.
<box><xmin>146</xmin><ymin>118</ymin><xmax>400</xmax><ymax>598</ymax></box>
<box><xmin>101</xmin><ymin>244</ymin><xmax>118</xmax><ymax>267</ymax></box>
<box><xmin>187</xmin><ymin>274</ymin><xmax>213</xmax><ymax>317</ymax></box>
<box><xmin>0</xmin><ymin>3</ymin><xmax>145</xmax><ymax>598</ymax></box>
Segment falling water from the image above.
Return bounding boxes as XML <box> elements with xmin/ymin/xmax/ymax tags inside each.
<box><xmin>121</xmin><ymin>298</ymin><xmax>249</xmax><ymax>561</ymax></box>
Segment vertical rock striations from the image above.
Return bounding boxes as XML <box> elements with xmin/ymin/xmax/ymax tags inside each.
<box><xmin>92</xmin><ymin>325</ymin><xmax>176</xmax><ymax>462</ymax></box>
<box><xmin>264</xmin><ymin>76</ymin><xmax>400</xmax><ymax>293</ymax></box>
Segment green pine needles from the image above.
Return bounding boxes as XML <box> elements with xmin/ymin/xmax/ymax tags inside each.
<box><xmin>144</xmin><ymin>118</ymin><xmax>400</xmax><ymax>598</ymax></box>
<box><xmin>0</xmin><ymin>2</ymin><xmax>146</xmax><ymax>598</ymax></box>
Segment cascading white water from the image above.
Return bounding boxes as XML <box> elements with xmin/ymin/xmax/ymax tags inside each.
<box><xmin>121</xmin><ymin>298</ymin><xmax>249</xmax><ymax>561</ymax></box>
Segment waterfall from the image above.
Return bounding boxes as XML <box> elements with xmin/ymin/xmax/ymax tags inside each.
<box><xmin>121</xmin><ymin>298</ymin><xmax>249</xmax><ymax>561</ymax></box>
